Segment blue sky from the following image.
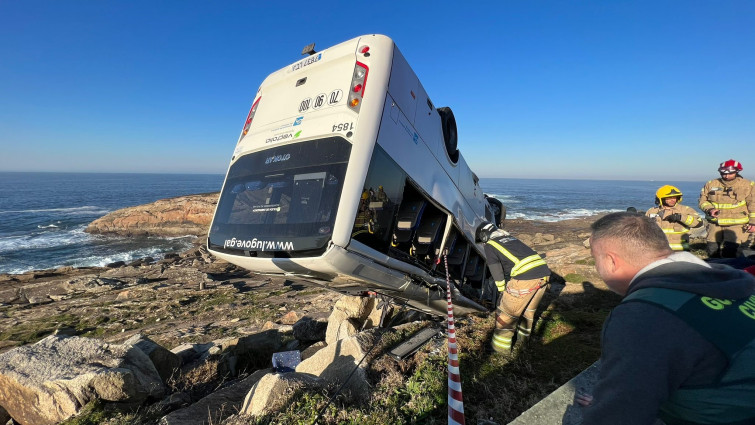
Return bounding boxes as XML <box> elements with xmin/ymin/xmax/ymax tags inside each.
<box><xmin>1</xmin><ymin>1</ymin><xmax>752</xmax><ymax>180</ymax></box>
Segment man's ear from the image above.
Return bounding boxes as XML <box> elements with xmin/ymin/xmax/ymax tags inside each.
<box><xmin>604</xmin><ymin>250</ymin><xmax>621</xmax><ymax>273</ymax></box>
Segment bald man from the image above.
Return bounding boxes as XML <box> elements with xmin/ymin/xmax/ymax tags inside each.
<box><xmin>580</xmin><ymin>212</ymin><xmax>755</xmax><ymax>425</ymax></box>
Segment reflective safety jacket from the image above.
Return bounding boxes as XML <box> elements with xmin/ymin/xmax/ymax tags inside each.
<box><xmin>645</xmin><ymin>204</ymin><xmax>703</xmax><ymax>251</ymax></box>
<box><xmin>622</xmin><ymin>287</ymin><xmax>755</xmax><ymax>425</ymax></box>
<box><xmin>699</xmin><ymin>176</ymin><xmax>755</xmax><ymax>227</ymax></box>
<box><xmin>484</xmin><ymin>232</ymin><xmax>550</xmax><ymax>292</ymax></box>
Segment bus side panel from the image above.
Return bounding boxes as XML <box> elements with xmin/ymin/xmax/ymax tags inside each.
<box><xmin>387</xmin><ymin>47</ymin><xmax>418</xmax><ymax>125</ymax></box>
<box><xmin>389</xmin><ymin>46</ymin><xmax>462</xmax><ymax>200</ymax></box>
<box><xmin>412</xmin><ymin>85</ymin><xmax>456</xmax><ymax>181</ymax></box>
<box><xmin>457</xmin><ymin>155</ymin><xmax>488</xmax><ymax>240</ymax></box>
<box><xmin>377</xmin><ymin>95</ymin><xmax>477</xmax><ymax>243</ymax></box>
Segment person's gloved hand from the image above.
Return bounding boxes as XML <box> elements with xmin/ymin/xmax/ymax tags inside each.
<box><xmin>665</xmin><ymin>213</ymin><xmax>682</xmax><ymax>223</ymax></box>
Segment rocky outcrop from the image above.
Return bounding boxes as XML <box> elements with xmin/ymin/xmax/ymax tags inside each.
<box><xmin>239</xmin><ymin>372</ymin><xmax>326</xmax><ymax>417</ymax></box>
<box><xmin>85</xmin><ymin>192</ymin><xmax>219</xmax><ymax>237</ymax></box>
<box><xmin>325</xmin><ymin>295</ymin><xmax>389</xmax><ymax>345</ymax></box>
<box><xmin>0</xmin><ymin>335</ymin><xmax>165</xmax><ymax>425</ymax></box>
<box><xmin>295</xmin><ymin>329</ymin><xmax>380</xmax><ymax>403</ymax></box>
<box><xmin>125</xmin><ymin>334</ymin><xmax>181</xmax><ymax>384</ymax></box>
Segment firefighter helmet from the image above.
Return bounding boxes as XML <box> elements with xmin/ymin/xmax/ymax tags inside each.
<box><xmin>655</xmin><ymin>185</ymin><xmax>683</xmax><ymax>205</ymax></box>
<box><xmin>718</xmin><ymin>159</ymin><xmax>743</xmax><ymax>174</ymax></box>
<box><xmin>476</xmin><ymin>221</ymin><xmax>497</xmax><ymax>243</ymax></box>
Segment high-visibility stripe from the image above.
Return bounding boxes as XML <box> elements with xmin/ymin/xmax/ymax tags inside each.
<box><xmin>716</xmin><ymin>217</ymin><xmax>750</xmax><ymax>225</ymax></box>
<box><xmin>711</xmin><ymin>200</ymin><xmax>747</xmax><ymax>209</ymax></box>
<box><xmin>495</xmin><ymin>280</ymin><xmax>506</xmax><ymax>291</ymax></box>
<box><xmin>487</xmin><ymin>240</ymin><xmax>546</xmax><ymax>277</ymax></box>
<box><xmin>662</xmin><ymin>228</ymin><xmax>689</xmax><ymax>234</ymax></box>
<box><xmin>492</xmin><ymin>334</ymin><xmax>512</xmax><ymax>349</ymax></box>
<box><xmin>488</xmin><ymin>240</ymin><xmax>520</xmax><ymax>263</ymax></box>
<box><xmin>684</xmin><ymin>215</ymin><xmax>695</xmax><ymax>226</ymax></box>
<box><xmin>512</xmin><ymin>254</ymin><xmax>547</xmax><ymax>276</ymax></box>
<box><xmin>669</xmin><ymin>243</ymin><xmax>689</xmax><ymax>251</ymax></box>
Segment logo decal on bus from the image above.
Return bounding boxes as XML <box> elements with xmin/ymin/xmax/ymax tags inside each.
<box><xmin>265</xmin><ymin>132</ymin><xmax>301</xmax><ymax>144</ymax></box>
<box><xmin>293</xmin><ymin>116</ymin><xmax>303</xmax><ymax>126</ymax></box>
<box><xmin>223</xmin><ymin>237</ymin><xmax>294</xmax><ymax>251</ymax></box>
<box><xmin>265</xmin><ymin>153</ymin><xmax>291</xmax><ymax>164</ymax></box>
<box><xmin>328</xmin><ymin>89</ymin><xmax>343</xmax><ymax>105</ymax></box>
<box><xmin>291</xmin><ymin>53</ymin><xmax>322</xmax><ymax>71</ymax></box>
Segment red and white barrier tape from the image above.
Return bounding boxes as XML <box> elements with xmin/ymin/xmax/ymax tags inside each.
<box><xmin>444</xmin><ymin>253</ymin><xmax>465</xmax><ymax>425</ymax></box>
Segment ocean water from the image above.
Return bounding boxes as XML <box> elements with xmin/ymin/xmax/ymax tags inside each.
<box><xmin>0</xmin><ymin>172</ymin><xmax>224</xmax><ymax>275</ymax></box>
<box><xmin>0</xmin><ymin>173</ymin><xmax>705</xmax><ymax>274</ymax></box>
<box><xmin>480</xmin><ymin>178</ymin><xmax>705</xmax><ymax>222</ymax></box>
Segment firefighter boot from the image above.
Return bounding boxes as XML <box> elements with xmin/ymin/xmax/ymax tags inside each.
<box><xmin>491</xmin><ymin>328</ymin><xmax>515</xmax><ymax>353</ymax></box>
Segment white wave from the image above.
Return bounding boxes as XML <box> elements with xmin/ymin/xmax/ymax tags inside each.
<box><xmin>37</xmin><ymin>224</ymin><xmax>60</xmax><ymax>229</ymax></box>
<box><xmin>2</xmin><ymin>266</ymin><xmax>33</xmax><ymax>275</ymax></box>
<box><xmin>69</xmin><ymin>245</ymin><xmax>190</xmax><ymax>269</ymax></box>
<box><xmin>0</xmin><ymin>206</ymin><xmax>111</xmax><ymax>215</ymax></box>
<box><xmin>508</xmin><ymin>208</ymin><xmax>622</xmax><ymax>223</ymax></box>
<box><xmin>484</xmin><ymin>194</ymin><xmax>521</xmax><ymax>206</ymax></box>
<box><xmin>0</xmin><ymin>225</ymin><xmax>91</xmax><ymax>253</ymax></box>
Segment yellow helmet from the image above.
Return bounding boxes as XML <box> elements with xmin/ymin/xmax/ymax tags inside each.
<box><xmin>655</xmin><ymin>185</ymin><xmax>683</xmax><ymax>205</ymax></box>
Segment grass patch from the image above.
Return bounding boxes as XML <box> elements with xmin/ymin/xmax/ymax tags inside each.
<box><xmin>1</xmin><ymin>313</ymin><xmax>78</xmax><ymax>344</ymax></box>
<box><xmin>563</xmin><ymin>273</ymin><xmax>585</xmax><ymax>283</ymax></box>
<box><xmin>574</xmin><ymin>258</ymin><xmax>595</xmax><ymax>266</ymax></box>
<box><xmin>59</xmin><ymin>399</ymin><xmax>166</xmax><ymax>425</ymax></box>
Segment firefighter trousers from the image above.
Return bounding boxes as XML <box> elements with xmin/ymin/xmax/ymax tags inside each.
<box><xmin>706</xmin><ymin>222</ymin><xmax>748</xmax><ymax>258</ymax></box>
<box><xmin>491</xmin><ymin>277</ymin><xmax>548</xmax><ymax>353</ymax></box>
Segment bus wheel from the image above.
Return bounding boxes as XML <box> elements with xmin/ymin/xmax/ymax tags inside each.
<box><xmin>437</xmin><ymin>107</ymin><xmax>459</xmax><ymax>163</ymax></box>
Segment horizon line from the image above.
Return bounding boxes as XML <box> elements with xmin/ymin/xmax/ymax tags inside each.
<box><xmin>0</xmin><ymin>170</ymin><xmax>712</xmax><ymax>182</ymax></box>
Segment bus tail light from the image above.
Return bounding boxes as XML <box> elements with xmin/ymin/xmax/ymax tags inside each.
<box><xmin>348</xmin><ymin>62</ymin><xmax>368</xmax><ymax>113</ymax></box>
<box><xmin>241</xmin><ymin>97</ymin><xmax>261</xmax><ymax>138</ymax></box>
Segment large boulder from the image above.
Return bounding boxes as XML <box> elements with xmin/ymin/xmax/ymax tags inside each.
<box><xmin>0</xmin><ymin>335</ymin><xmax>165</xmax><ymax>425</ymax></box>
<box><xmin>124</xmin><ymin>334</ymin><xmax>181</xmax><ymax>384</ymax></box>
<box><xmin>239</xmin><ymin>372</ymin><xmax>326</xmax><ymax>417</ymax></box>
<box><xmin>325</xmin><ymin>295</ymin><xmax>389</xmax><ymax>345</ymax></box>
<box><xmin>325</xmin><ymin>310</ymin><xmax>361</xmax><ymax>345</ymax></box>
<box><xmin>85</xmin><ymin>193</ymin><xmax>218</xmax><ymax>237</ymax></box>
<box><xmin>296</xmin><ymin>329</ymin><xmax>381</xmax><ymax>402</ymax></box>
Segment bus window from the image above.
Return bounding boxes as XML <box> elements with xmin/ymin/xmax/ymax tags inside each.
<box><xmin>210</xmin><ymin>137</ymin><xmax>351</xmax><ymax>252</ymax></box>
<box><xmin>352</xmin><ymin>144</ymin><xmax>406</xmax><ymax>252</ymax></box>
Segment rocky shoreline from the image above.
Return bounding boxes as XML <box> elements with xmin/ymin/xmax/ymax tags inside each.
<box><xmin>0</xmin><ymin>194</ymin><xmax>608</xmax><ymax>425</ymax></box>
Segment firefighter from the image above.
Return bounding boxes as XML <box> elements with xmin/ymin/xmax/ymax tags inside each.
<box><xmin>478</xmin><ymin>222</ymin><xmax>551</xmax><ymax>353</ymax></box>
<box><xmin>645</xmin><ymin>185</ymin><xmax>703</xmax><ymax>251</ymax></box>
<box><xmin>698</xmin><ymin>159</ymin><xmax>755</xmax><ymax>258</ymax></box>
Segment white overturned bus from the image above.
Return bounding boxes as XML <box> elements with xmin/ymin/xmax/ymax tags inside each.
<box><xmin>208</xmin><ymin>34</ymin><xmax>503</xmax><ymax>315</ymax></box>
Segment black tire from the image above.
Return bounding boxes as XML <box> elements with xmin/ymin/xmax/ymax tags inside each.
<box><xmin>437</xmin><ymin>107</ymin><xmax>458</xmax><ymax>162</ymax></box>
<box><xmin>484</xmin><ymin>195</ymin><xmax>506</xmax><ymax>227</ymax></box>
